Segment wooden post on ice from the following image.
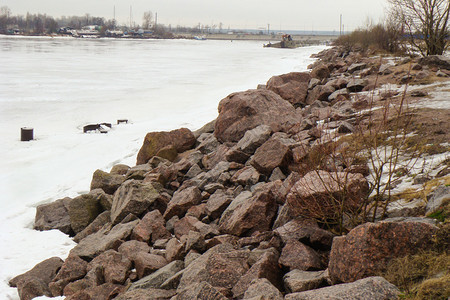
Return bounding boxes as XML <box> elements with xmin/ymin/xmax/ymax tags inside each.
<box><xmin>21</xmin><ymin>127</ymin><xmax>34</xmax><ymax>141</ymax></box>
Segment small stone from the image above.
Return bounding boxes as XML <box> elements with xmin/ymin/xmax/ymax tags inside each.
<box><xmin>87</xmin><ymin>250</ymin><xmax>131</xmax><ymax>284</ymax></box>
<box><xmin>129</xmin><ymin>260</ymin><xmax>184</xmax><ymax>291</ymax></box>
<box><xmin>411</xmin><ymin>90</ymin><xmax>428</xmax><ymax>97</ymax></box>
<box><xmin>243</xmin><ymin>278</ymin><xmax>283</xmax><ymax>299</ymax></box>
<box><xmin>279</xmin><ymin>239</ymin><xmax>323</xmax><ymax>271</ymax></box>
<box><xmin>118</xmin><ymin>240</ymin><xmax>151</xmax><ymax>261</ymax></box>
<box><xmin>134</xmin><ymin>252</ymin><xmax>168</xmax><ymax>279</ymax></box>
<box><xmin>283</xmin><ymin>269</ymin><xmax>329</xmax><ymax>293</ymax></box>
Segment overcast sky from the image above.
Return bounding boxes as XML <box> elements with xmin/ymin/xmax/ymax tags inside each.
<box><xmin>1</xmin><ymin>0</ymin><xmax>388</xmax><ymax>31</ymax></box>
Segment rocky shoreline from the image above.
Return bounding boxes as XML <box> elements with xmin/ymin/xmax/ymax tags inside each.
<box><xmin>10</xmin><ymin>47</ymin><xmax>450</xmax><ymax>300</ymax></box>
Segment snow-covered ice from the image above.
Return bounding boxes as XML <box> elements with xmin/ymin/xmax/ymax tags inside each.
<box><xmin>0</xmin><ymin>35</ymin><xmax>326</xmax><ymax>299</ymax></box>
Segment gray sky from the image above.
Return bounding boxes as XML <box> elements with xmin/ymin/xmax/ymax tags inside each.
<box><xmin>1</xmin><ymin>0</ymin><xmax>388</xmax><ymax>31</ymax></box>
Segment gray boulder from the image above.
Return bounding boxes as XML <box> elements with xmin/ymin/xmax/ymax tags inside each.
<box><xmin>214</xmin><ymin>89</ymin><xmax>299</xmax><ymax>143</ymax></box>
<box><xmin>49</xmin><ymin>255</ymin><xmax>88</xmax><ymax>296</ymax></box>
<box><xmin>236</xmin><ymin>125</ymin><xmax>272</xmax><ymax>154</ymax></box>
<box><xmin>243</xmin><ymin>278</ymin><xmax>283</xmax><ymax>300</ymax></box>
<box><xmin>230</xmin><ymin>166</ymin><xmax>261</xmax><ymax>186</ymax></box>
<box><xmin>34</xmin><ymin>197</ymin><xmax>73</xmax><ymax>235</ymax></box>
<box><xmin>328</xmin><ymin>88</ymin><xmax>349</xmax><ymax>102</ymax></box>
<box><xmin>115</xmin><ymin>288</ymin><xmax>176</xmax><ymax>300</ymax></box>
<box><xmin>176</xmin><ymin>281</ymin><xmax>228</xmax><ymax>299</ymax></box>
<box><xmin>68</xmin><ymin>194</ymin><xmax>103</xmax><ymax>234</ymax></box>
<box><xmin>129</xmin><ymin>260</ymin><xmax>184</xmax><ymax>290</ymax></box>
<box><xmin>284</xmin><ymin>276</ymin><xmax>399</xmax><ymax>300</ymax></box>
<box><xmin>279</xmin><ymin>239</ymin><xmax>323</xmax><ymax>271</ymax></box>
<box><xmin>70</xmin><ymin>220</ymin><xmax>139</xmax><ymax>259</ymax></box>
<box><xmin>346</xmin><ymin>78</ymin><xmax>368</xmax><ymax>92</ymax></box>
<box><xmin>378</xmin><ymin>64</ymin><xmax>394</xmax><ymax>75</ymax></box>
<box><xmin>197</xmin><ymin>133</ymin><xmax>220</xmax><ymax>154</ymax></box>
<box><xmin>193</xmin><ymin>119</ymin><xmax>216</xmax><ymax>138</ymax></box>
<box><xmin>418</xmin><ymin>55</ymin><xmax>450</xmax><ymax>70</ymax></box>
<box><xmin>328</xmin><ymin>221</ymin><xmax>438</xmax><ymax>283</ymax></box>
<box><xmin>308</xmin><ymin>78</ymin><xmax>321</xmax><ymax>90</ymax></box>
<box><xmin>90</xmin><ymin>169</ymin><xmax>125</xmax><ymax>195</ymax></box>
<box><xmin>250</xmin><ymin>137</ymin><xmax>292</xmax><ymax>175</ymax></box>
<box><xmin>185</xmin><ymin>163</ymin><xmax>203</xmax><ymax>179</ymax></box>
<box><xmin>192</xmin><ymin>161</ymin><xmax>230</xmax><ymax>190</ymax></box>
<box><xmin>134</xmin><ymin>252</ymin><xmax>168</xmax><ymax>279</ymax></box>
<box><xmin>163</xmin><ymin>186</ymin><xmax>202</xmax><ymax>220</ymax></box>
<box><xmin>87</xmin><ymin>249</ymin><xmax>131</xmax><ymax>284</ymax></box>
<box><xmin>111</xmin><ymin>180</ymin><xmax>160</xmax><ymax>224</ymax></box>
<box><xmin>205</xmin><ymin>189</ymin><xmax>233</xmax><ymax>220</ymax></box>
<box><xmin>232</xmin><ymin>250</ymin><xmax>281</xmax><ymax>299</ymax></box>
<box><xmin>426</xmin><ymin>185</ymin><xmax>450</xmax><ymax>216</ymax></box>
<box><xmin>274</xmin><ymin>218</ymin><xmax>334</xmax><ymax>249</ymax></box>
<box><xmin>73</xmin><ymin>211</ymin><xmax>111</xmax><ymax>243</ymax></box>
<box><xmin>177</xmin><ymin>243</ymin><xmax>250</xmax><ymax>292</ymax></box>
<box><xmin>283</xmin><ymin>269</ymin><xmax>329</xmax><ymax>293</ymax></box>
<box><xmin>132</xmin><ymin>210</ymin><xmax>171</xmax><ymax>243</ymax></box>
<box><xmin>9</xmin><ymin>257</ymin><xmax>64</xmax><ymax>300</ymax></box>
<box><xmin>347</xmin><ymin>63</ymin><xmax>367</xmax><ymax>73</ymax></box>
<box><xmin>267</xmin><ymin>72</ymin><xmax>312</xmax><ymax>107</ymax></box>
<box><xmin>219</xmin><ymin>188</ymin><xmax>277</xmax><ymax>237</ymax></box>
<box><xmin>160</xmin><ymin>269</ymin><xmax>184</xmax><ymax>290</ymax></box>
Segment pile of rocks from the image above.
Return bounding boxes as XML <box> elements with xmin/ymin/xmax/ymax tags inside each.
<box><xmin>11</xmin><ymin>47</ymin><xmax>448</xmax><ymax>300</ymax></box>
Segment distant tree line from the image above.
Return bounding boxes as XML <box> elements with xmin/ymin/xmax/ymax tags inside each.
<box><xmin>0</xmin><ymin>6</ymin><xmax>116</xmax><ymax>35</ymax></box>
<box><xmin>0</xmin><ymin>6</ymin><xmax>228</xmax><ymax>37</ymax></box>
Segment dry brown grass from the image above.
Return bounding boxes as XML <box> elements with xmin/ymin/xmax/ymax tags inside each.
<box><xmin>382</xmin><ymin>222</ymin><xmax>450</xmax><ymax>299</ymax></box>
<box><xmin>392</xmin><ymin>175</ymin><xmax>450</xmax><ymax>203</ymax></box>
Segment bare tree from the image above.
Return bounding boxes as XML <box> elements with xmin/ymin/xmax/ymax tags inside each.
<box><xmin>388</xmin><ymin>0</ymin><xmax>449</xmax><ymax>56</ymax></box>
<box><xmin>0</xmin><ymin>6</ymin><xmax>11</xmax><ymax>31</ymax></box>
<box><xmin>1</xmin><ymin>6</ymin><xmax>11</xmax><ymax>17</ymax></box>
<box><xmin>142</xmin><ymin>11</ymin><xmax>153</xmax><ymax>30</ymax></box>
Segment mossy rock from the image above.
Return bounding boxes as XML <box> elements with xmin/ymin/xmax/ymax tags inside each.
<box><xmin>136</xmin><ymin>128</ymin><xmax>196</xmax><ymax>165</ymax></box>
<box><xmin>155</xmin><ymin>145</ymin><xmax>178</xmax><ymax>162</ymax></box>
<box><xmin>111</xmin><ymin>180</ymin><xmax>161</xmax><ymax>224</ymax></box>
<box><xmin>90</xmin><ymin>169</ymin><xmax>125</xmax><ymax>195</ymax></box>
<box><xmin>68</xmin><ymin>194</ymin><xmax>103</xmax><ymax>234</ymax></box>
<box><xmin>110</xmin><ymin>164</ymin><xmax>130</xmax><ymax>175</ymax></box>
<box><xmin>90</xmin><ymin>188</ymin><xmax>113</xmax><ymax>211</ymax></box>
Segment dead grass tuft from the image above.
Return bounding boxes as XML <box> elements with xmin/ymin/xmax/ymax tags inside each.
<box><xmin>393</xmin><ymin>175</ymin><xmax>450</xmax><ymax>203</ymax></box>
<box><xmin>414</xmin><ymin>274</ymin><xmax>450</xmax><ymax>300</ymax></box>
<box><xmin>383</xmin><ymin>247</ymin><xmax>450</xmax><ymax>299</ymax></box>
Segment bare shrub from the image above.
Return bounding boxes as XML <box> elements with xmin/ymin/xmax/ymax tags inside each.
<box><xmin>287</xmin><ymin>74</ymin><xmax>424</xmax><ymax>233</ymax></box>
<box><xmin>334</xmin><ymin>22</ymin><xmax>403</xmax><ymax>54</ymax></box>
<box><xmin>388</xmin><ymin>0</ymin><xmax>450</xmax><ymax>56</ymax></box>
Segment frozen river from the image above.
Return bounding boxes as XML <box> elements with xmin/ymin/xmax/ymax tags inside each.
<box><xmin>0</xmin><ymin>35</ymin><xmax>326</xmax><ymax>299</ymax></box>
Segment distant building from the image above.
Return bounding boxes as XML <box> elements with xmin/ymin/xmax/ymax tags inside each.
<box><xmin>105</xmin><ymin>30</ymin><xmax>124</xmax><ymax>38</ymax></box>
<box><xmin>58</xmin><ymin>27</ymin><xmax>75</xmax><ymax>35</ymax></box>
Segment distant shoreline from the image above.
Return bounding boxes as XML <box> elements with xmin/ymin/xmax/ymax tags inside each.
<box><xmin>178</xmin><ymin>33</ymin><xmax>337</xmax><ymax>44</ymax></box>
<box><xmin>0</xmin><ymin>32</ymin><xmax>337</xmax><ymax>45</ymax></box>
